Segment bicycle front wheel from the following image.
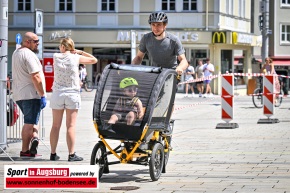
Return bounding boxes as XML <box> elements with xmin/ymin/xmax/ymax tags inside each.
<box><xmin>274</xmin><ymin>89</ymin><xmax>283</xmax><ymax>107</ymax></box>
<box><xmin>252</xmin><ymin>88</ymin><xmax>263</xmax><ymax>108</ymax></box>
<box><xmin>84</xmin><ymin>81</ymin><xmax>94</xmax><ymax>92</ymax></box>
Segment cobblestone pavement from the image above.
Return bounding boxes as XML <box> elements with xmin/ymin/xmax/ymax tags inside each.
<box><xmin>1</xmin><ymin>91</ymin><xmax>290</xmax><ymax>193</ymax></box>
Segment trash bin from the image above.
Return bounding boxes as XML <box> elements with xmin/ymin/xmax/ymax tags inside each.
<box><xmin>247</xmin><ymin>78</ymin><xmax>256</xmax><ymax>95</ymax></box>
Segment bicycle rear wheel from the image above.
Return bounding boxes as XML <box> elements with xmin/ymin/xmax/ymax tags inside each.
<box><xmin>252</xmin><ymin>88</ymin><xmax>263</xmax><ymax>108</ymax></box>
<box><xmin>84</xmin><ymin>80</ymin><xmax>94</xmax><ymax>92</ymax></box>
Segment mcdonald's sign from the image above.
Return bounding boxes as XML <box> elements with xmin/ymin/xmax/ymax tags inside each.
<box><xmin>212</xmin><ymin>31</ymin><xmax>226</xmax><ymax>43</ymax></box>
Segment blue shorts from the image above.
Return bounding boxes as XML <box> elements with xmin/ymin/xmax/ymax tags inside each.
<box><xmin>16</xmin><ymin>99</ymin><xmax>41</xmax><ymax>125</ymax></box>
<box><xmin>204</xmin><ymin>80</ymin><xmax>211</xmax><ymax>84</ymax></box>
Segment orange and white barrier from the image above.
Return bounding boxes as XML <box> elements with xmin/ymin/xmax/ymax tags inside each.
<box><xmin>263</xmin><ymin>75</ymin><xmax>275</xmax><ymax>118</ymax></box>
<box><xmin>221</xmin><ymin>74</ymin><xmax>234</xmax><ymax>123</ymax></box>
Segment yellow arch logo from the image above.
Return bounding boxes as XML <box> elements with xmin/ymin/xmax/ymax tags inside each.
<box><xmin>212</xmin><ymin>32</ymin><xmax>226</xmax><ymax>43</ymax></box>
<box><xmin>232</xmin><ymin>32</ymin><xmax>238</xmax><ymax>44</ymax></box>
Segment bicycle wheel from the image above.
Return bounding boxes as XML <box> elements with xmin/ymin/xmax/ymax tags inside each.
<box><xmin>252</xmin><ymin>88</ymin><xmax>263</xmax><ymax>108</ymax></box>
<box><xmin>274</xmin><ymin>89</ymin><xmax>283</xmax><ymax>107</ymax></box>
<box><xmin>90</xmin><ymin>141</ymin><xmax>108</xmax><ymax>179</ymax></box>
<box><xmin>149</xmin><ymin>142</ymin><xmax>164</xmax><ymax>181</ymax></box>
<box><xmin>84</xmin><ymin>80</ymin><xmax>94</xmax><ymax>92</ymax></box>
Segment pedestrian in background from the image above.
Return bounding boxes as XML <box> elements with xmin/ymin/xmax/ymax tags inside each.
<box><xmin>49</xmin><ymin>38</ymin><xmax>98</xmax><ymax>161</ymax></box>
<box><xmin>261</xmin><ymin>57</ymin><xmax>280</xmax><ymax>95</ymax></box>
<box><xmin>12</xmin><ymin>32</ymin><xmax>47</xmax><ymax>157</ymax></box>
<box><xmin>184</xmin><ymin>62</ymin><xmax>195</xmax><ymax>97</ymax></box>
<box><xmin>203</xmin><ymin>58</ymin><xmax>214</xmax><ymax>97</ymax></box>
<box><xmin>195</xmin><ymin>59</ymin><xmax>204</xmax><ymax>97</ymax></box>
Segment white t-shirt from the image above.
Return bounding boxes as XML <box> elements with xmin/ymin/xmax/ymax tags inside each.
<box><xmin>12</xmin><ymin>47</ymin><xmax>46</xmax><ymax>101</ymax></box>
<box><xmin>203</xmin><ymin>63</ymin><xmax>214</xmax><ymax>77</ymax></box>
<box><xmin>52</xmin><ymin>53</ymin><xmax>81</xmax><ymax>91</ymax></box>
<box><xmin>79</xmin><ymin>67</ymin><xmax>87</xmax><ymax>80</ymax></box>
<box><xmin>185</xmin><ymin>65</ymin><xmax>195</xmax><ymax>81</ymax></box>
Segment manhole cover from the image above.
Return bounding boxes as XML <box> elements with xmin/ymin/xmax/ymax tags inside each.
<box><xmin>110</xmin><ymin>186</ymin><xmax>140</xmax><ymax>191</ymax></box>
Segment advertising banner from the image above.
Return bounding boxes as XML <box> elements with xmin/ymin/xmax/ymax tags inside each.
<box><xmin>4</xmin><ymin>165</ymin><xmax>99</xmax><ymax>189</ymax></box>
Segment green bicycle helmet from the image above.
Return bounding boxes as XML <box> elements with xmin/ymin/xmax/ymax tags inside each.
<box><xmin>119</xmin><ymin>77</ymin><xmax>138</xmax><ymax>89</ymax></box>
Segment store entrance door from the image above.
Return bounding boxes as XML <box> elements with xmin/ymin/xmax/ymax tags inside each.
<box><xmin>221</xmin><ymin>50</ymin><xmax>233</xmax><ymax>74</ymax></box>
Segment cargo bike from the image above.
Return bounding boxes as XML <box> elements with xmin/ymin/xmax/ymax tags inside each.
<box><xmin>90</xmin><ymin>63</ymin><xmax>177</xmax><ymax>181</ymax></box>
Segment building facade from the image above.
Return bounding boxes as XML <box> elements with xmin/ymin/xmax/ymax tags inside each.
<box><xmin>7</xmin><ymin>0</ymin><xmax>261</xmax><ymax>94</ymax></box>
<box><xmin>251</xmin><ymin>0</ymin><xmax>290</xmax><ymax>93</ymax></box>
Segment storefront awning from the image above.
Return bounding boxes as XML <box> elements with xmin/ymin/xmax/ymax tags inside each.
<box><xmin>234</xmin><ymin>59</ymin><xmax>242</xmax><ymax>65</ymax></box>
<box><xmin>273</xmin><ymin>60</ymin><xmax>290</xmax><ymax>66</ymax></box>
<box><xmin>234</xmin><ymin>57</ymin><xmax>290</xmax><ymax>66</ymax></box>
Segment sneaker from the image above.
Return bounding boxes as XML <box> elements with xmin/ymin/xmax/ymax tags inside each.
<box><xmin>50</xmin><ymin>153</ymin><xmax>60</xmax><ymax>161</ymax></box>
<box><xmin>30</xmin><ymin>137</ymin><xmax>39</xmax><ymax>155</ymax></box>
<box><xmin>199</xmin><ymin>93</ymin><xmax>202</xmax><ymax>97</ymax></box>
<box><xmin>184</xmin><ymin>94</ymin><xmax>188</xmax><ymax>98</ymax></box>
<box><xmin>203</xmin><ymin>94</ymin><xmax>207</xmax><ymax>98</ymax></box>
<box><xmin>68</xmin><ymin>153</ymin><xmax>83</xmax><ymax>161</ymax></box>
<box><xmin>20</xmin><ymin>150</ymin><xmax>42</xmax><ymax>158</ymax></box>
<box><xmin>20</xmin><ymin>150</ymin><xmax>32</xmax><ymax>157</ymax></box>
<box><xmin>191</xmin><ymin>93</ymin><xmax>195</xmax><ymax>97</ymax></box>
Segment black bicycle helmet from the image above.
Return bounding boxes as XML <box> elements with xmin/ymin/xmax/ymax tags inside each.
<box><xmin>148</xmin><ymin>12</ymin><xmax>168</xmax><ymax>24</ymax></box>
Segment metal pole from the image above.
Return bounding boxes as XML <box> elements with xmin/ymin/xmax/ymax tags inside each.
<box><xmin>0</xmin><ymin>0</ymin><xmax>8</xmax><ymax>150</ymax></box>
<box><xmin>261</xmin><ymin>0</ymin><xmax>269</xmax><ymax>63</ymax></box>
<box><xmin>130</xmin><ymin>30</ymin><xmax>136</xmax><ymax>62</ymax></box>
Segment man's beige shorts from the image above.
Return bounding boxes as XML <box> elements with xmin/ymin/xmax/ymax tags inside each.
<box><xmin>50</xmin><ymin>91</ymin><xmax>81</xmax><ymax>109</ymax></box>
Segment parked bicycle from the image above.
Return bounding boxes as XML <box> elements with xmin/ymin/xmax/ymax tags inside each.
<box><xmin>81</xmin><ymin>78</ymin><xmax>94</xmax><ymax>92</ymax></box>
<box><xmin>252</xmin><ymin>76</ymin><xmax>283</xmax><ymax>108</ymax></box>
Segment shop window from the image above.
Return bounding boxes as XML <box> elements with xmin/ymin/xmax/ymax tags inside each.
<box><xmin>17</xmin><ymin>0</ymin><xmax>31</xmax><ymax>11</ymax></box>
<box><xmin>234</xmin><ymin>57</ymin><xmax>246</xmax><ymax>86</ymax></box>
<box><xmin>183</xmin><ymin>0</ymin><xmax>197</xmax><ymax>11</ymax></box>
<box><xmin>239</xmin><ymin>0</ymin><xmax>245</xmax><ymax>18</ymax></box>
<box><xmin>58</xmin><ymin>0</ymin><xmax>73</xmax><ymax>11</ymax></box>
<box><xmin>101</xmin><ymin>0</ymin><xmax>115</xmax><ymax>11</ymax></box>
<box><xmin>226</xmin><ymin>0</ymin><xmax>233</xmax><ymax>15</ymax></box>
<box><xmin>162</xmin><ymin>0</ymin><xmax>175</xmax><ymax>11</ymax></box>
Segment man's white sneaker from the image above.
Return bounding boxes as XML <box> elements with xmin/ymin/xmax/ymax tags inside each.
<box><xmin>199</xmin><ymin>93</ymin><xmax>202</xmax><ymax>97</ymax></box>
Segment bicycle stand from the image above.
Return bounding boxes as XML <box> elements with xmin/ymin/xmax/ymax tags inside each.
<box><xmin>257</xmin><ymin>118</ymin><xmax>280</xmax><ymax>124</ymax></box>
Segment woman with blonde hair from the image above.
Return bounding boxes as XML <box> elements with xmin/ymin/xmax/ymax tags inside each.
<box><xmin>260</xmin><ymin>57</ymin><xmax>280</xmax><ymax>95</ymax></box>
<box><xmin>49</xmin><ymin>38</ymin><xmax>98</xmax><ymax>161</ymax></box>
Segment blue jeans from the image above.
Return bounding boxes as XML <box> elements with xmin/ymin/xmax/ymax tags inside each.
<box><xmin>16</xmin><ymin>99</ymin><xmax>41</xmax><ymax>124</ymax></box>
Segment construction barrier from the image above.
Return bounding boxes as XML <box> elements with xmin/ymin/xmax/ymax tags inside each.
<box><xmin>216</xmin><ymin>74</ymin><xmax>238</xmax><ymax>129</ymax></box>
<box><xmin>175</xmin><ymin>72</ymin><xmax>283</xmax><ymax>126</ymax></box>
<box><xmin>263</xmin><ymin>75</ymin><xmax>274</xmax><ymax>118</ymax></box>
<box><xmin>221</xmin><ymin>74</ymin><xmax>234</xmax><ymax>122</ymax></box>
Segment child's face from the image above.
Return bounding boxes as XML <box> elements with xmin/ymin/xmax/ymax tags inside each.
<box><xmin>123</xmin><ymin>86</ymin><xmax>138</xmax><ymax>97</ymax></box>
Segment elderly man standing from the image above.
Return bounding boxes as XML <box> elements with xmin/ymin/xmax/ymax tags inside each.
<box><xmin>12</xmin><ymin>32</ymin><xmax>46</xmax><ymax>157</ymax></box>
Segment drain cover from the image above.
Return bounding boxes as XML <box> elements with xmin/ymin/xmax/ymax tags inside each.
<box><xmin>110</xmin><ymin>186</ymin><xmax>140</xmax><ymax>191</ymax></box>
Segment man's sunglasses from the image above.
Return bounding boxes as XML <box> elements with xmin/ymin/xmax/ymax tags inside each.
<box><xmin>28</xmin><ymin>39</ymin><xmax>39</xmax><ymax>44</ymax></box>
<box><xmin>124</xmin><ymin>87</ymin><xmax>138</xmax><ymax>92</ymax></box>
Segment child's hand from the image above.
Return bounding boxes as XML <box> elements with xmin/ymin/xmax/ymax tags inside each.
<box><xmin>138</xmin><ymin>109</ymin><xmax>144</xmax><ymax>119</ymax></box>
<box><xmin>138</xmin><ymin>112</ymin><xmax>144</xmax><ymax>119</ymax></box>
